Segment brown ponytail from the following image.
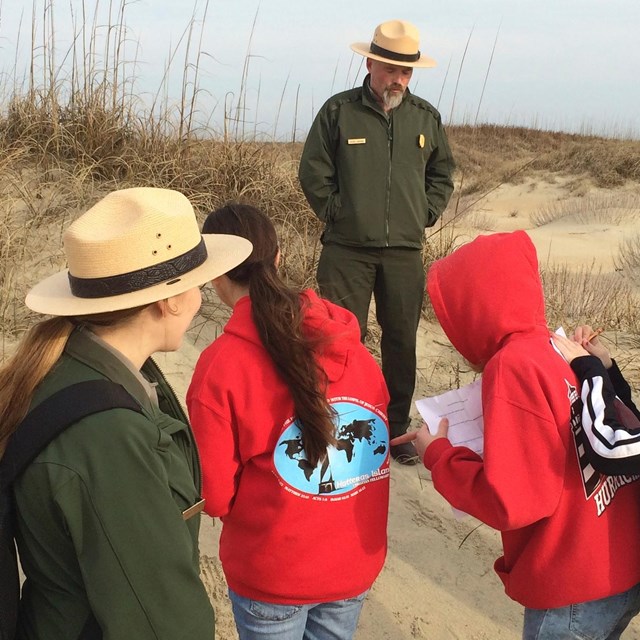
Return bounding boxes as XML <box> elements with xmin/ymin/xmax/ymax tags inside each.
<box><xmin>203</xmin><ymin>204</ymin><xmax>336</xmax><ymax>466</ymax></box>
<box><xmin>0</xmin><ymin>317</ymin><xmax>74</xmax><ymax>455</ymax></box>
<box><xmin>0</xmin><ymin>305</ymin><xmax>150</xmax><ymax>456</ymax></box>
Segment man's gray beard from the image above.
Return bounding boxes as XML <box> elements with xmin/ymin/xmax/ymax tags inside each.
<box><xmin>383</xmin><ymin>89</ymin><xmax>404</xmax><ymax>110</ymax></box>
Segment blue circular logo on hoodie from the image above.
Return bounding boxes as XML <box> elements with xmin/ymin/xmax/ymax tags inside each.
<box><xmin>273</xmin><ymin>398</ymin><xmax>389</xmax><ymax>497</ymax></box>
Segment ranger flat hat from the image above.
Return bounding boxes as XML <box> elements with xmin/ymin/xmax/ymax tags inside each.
<box><xmin>350</xmin><ymin>19</ymin><xmax>436</xmax><ymax>68</ymax></box>
<box><xmin>26</xmin><ymin>187</ymin><xmax>253</xmax><ymax>316</ymax></box>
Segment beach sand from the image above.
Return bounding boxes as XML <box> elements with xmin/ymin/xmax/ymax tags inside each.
<box><xmin>147</xmin><ymin>177</ymin><xmax>640</xmax><ymax>639</ymax></box>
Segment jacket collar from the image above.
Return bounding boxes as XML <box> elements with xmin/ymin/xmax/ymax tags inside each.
<box><xmin>65</xmin><ymin>326</ymin><xmax>158</xmax><ymax>413</ymax></box>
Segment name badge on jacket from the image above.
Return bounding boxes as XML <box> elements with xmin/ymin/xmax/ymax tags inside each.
<box><xmin>347</xmin><ymin>138</ymin><xmax>366</xmax><ymax>145</ymax></box>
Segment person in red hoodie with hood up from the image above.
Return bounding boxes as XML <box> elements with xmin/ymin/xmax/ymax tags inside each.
<box><xmin>187</xmin><ymin>204</ymin><xmax>390</xmax><ymax>640</ymax></box>
<box><xmin>395</xmin><ymin>230</ymin><xmax>640</xmax><ymax>638</ymax></box>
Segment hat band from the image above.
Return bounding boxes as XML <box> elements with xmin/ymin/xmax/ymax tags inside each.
<box><xmin>68</xmin><ymin>238</ymin><xmax>208</xmax><ymax>299</ymax></box>
<box><xmin>369</xmin><ymin>42</ymin><xmax>420</xmax><ymax>63</ymax></box>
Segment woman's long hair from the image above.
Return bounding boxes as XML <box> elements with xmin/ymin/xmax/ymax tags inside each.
<box><xmin>203</xmin><ymin>204</ymin><xmax>336</xmax><ymax>466</ymax></box>
<box><xmin>0</xmin><ymin>318</ymin><xmax>74</xmax><ymax>455</ymax></box>
<box><xmin>0</xmin><ymin>306</ymin><xmax>147</xmax><ymax>456</ymax></box>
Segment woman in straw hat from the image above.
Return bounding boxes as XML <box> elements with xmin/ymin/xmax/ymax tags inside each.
<box><xmin>0</xmin><ymin>187</ymin><xmax>251</xmax><ymax>640</ymax></box>
<box><xmin>187</xmin><ymin>204</ymin><xmax>390</xmax><ymax>640</ymax></box>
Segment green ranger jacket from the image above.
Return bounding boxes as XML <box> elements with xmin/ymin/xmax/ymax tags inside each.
<box><xmin>14</xmin><ymin>328</ymin><xmax>214</xmax><ymax>640</ymax></box>
<box><xmin>298</xmin><ymin>75</ymin><xmax>455</xmax><ymax>249</ymax></box>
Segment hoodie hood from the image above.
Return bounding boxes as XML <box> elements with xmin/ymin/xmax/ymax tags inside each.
<box><xmin>427</xmin><ymin>230</ymin><xmax>547</xmax><ymax>367</ymax></box>
<box><xmin>223</xmin><ymin>289</ymin><xmax>361</xmax><ymax>382</ymax></box>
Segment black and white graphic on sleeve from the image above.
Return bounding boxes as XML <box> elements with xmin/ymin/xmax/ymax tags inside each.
<box><xmin>567</xmin><ymin>378</ymin><xmax>602</xmax><ymax>499</ymax></box>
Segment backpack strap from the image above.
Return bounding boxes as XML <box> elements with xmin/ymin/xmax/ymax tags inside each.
<box><xmin>0</xmin><ymin>379</ymin><xmax>143</xmax><ymax>640</ymax></box>
<box><xmin>1</xmin><ymin>379</ymin><xmax>142</xmax><ymax>487</ymax></box>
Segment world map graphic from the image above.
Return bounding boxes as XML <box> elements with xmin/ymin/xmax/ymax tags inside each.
<box><xmin>274</xmin><ymin>399</ymin><xmax>389</xmax><ymax>496</ymax></box>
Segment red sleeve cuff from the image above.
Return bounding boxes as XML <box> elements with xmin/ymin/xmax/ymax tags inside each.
<box><xmin>423</xmin><ymin>437</ymin><xmax>453</xmax><ymax>469</ymax></box>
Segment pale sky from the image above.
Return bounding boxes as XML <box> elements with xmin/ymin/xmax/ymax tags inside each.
<box><xmin>1</xmin><ymin>0</ymin><xmax>639</xmax><ymax>139</ymax></box>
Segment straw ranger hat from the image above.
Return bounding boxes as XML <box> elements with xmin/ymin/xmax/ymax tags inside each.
<box><xmin>350</xmin><ymin>19</ymin><xmax>436</xmax><ymax>68</ymax></box>
<box><xmin>26</xmin><ymin>187</ymin><xmax>253</xmax><ymax>316</ymax></box>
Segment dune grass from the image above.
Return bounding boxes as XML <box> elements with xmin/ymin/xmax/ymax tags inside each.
<box><xmin>541</xmin><ymin>263</ymin><xmax>640</xmax><ymax>332</ymax></box>
<box><xmin>2</xmin><ymin>2</ymin><xmax>640</xmax><ymax>363</ymax></box>
<box><xmin>616</xmin><ymin>234</ymin><xmax>640</xmax><ymax>286</ymax></box>
<box><xmin>448</xmin><ymin>124</ymin><xmax>640</xmax><ymax>195</ymax></box>
<box><xmin>531</xmin><ymin>192</ymin><xmax>640</xmax><ymax>227</ymax></box>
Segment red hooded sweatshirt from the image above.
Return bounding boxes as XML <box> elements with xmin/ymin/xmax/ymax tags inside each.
<box><xmin>187</xmin><ymin>290</ymin><xmax>390</xmax><ymax>604</ymax></box>
<box><xmin>425</xmin><ymin>230</ymin><xmax>640</xmax><ymax>609</ymax></box>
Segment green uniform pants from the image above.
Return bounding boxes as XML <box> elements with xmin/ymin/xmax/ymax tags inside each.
<box><xmin>317</xmin><ymin>244</ymin><xmax>425</xmax><ymax>438</ymax></box>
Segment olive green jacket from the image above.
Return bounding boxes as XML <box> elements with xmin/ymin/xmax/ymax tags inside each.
<box><xmin>298</xmin><ymin>76</ymin><xmax>455</xmax><ymax>249</ymax></box>
<box><xmin>14</xmin><ymin>328</ymin><xmax>214</xmax><ymax>640</ymax></box>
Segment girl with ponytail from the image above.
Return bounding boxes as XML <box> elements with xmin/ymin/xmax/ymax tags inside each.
<box><xmin>187</xmin><ymin>204</ymin><xmax>390</xmax><ymax>640</ymax></box>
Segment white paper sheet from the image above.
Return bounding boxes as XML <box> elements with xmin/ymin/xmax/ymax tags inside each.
<box><xmin>415</xmin><ymin>379</ymin><xmax>484</xmax><ymax>457</ymax></box>
<box><xmin>415</xmin><ymin>379</ymin><xmax>484</xmax><ymax>519</ymax></box>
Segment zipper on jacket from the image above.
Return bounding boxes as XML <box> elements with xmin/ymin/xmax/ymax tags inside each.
<box><xmin>385</xmin><ymin>115</ymin><xmax>393</xmax><ymax>246</ymax></box>
<box><xmin>143</xmin><ymin>357</ymin><xmax>204</xmax><ymax>493</ymax></box>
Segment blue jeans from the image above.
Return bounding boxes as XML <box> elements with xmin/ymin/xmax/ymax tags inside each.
<box><xmin>523</xmin><ymin>582</ymin><xmax>640</xmax><ymax>639</ymax></box>
<box><xmin>228</xmin><ymin>588</ymin><xmax>368</xmax><ymax>640</ymax></box>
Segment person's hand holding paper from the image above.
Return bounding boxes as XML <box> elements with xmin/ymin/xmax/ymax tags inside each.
<box><xmin>390</xmin><ymin>418</ymin><xmax>450</xmax><ymax>459</ymax></box>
